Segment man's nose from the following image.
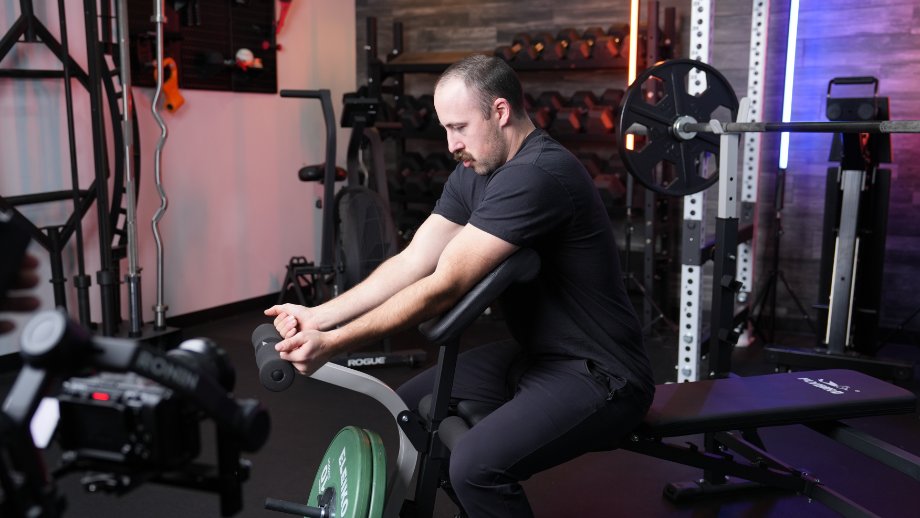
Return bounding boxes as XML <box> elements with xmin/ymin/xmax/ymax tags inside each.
<box><xmin>447</xmin><ymin>137</ymin><xmax>463</xmax><ymax>154</ymax></box>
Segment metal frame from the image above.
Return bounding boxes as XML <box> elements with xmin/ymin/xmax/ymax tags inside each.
<box><xmin>738</xmin><ymin>0</ymin><xmax>771</xmax><ymax>303</ymax></box>
<box><xmin>676</xmin><ymin>0</ymin><xmax>771</xmax><ymax>382</ymax></box>
<box><xmin>311</xmin><ymin>363</ymin><xmax>417</xmax><ymax>518</ymax></box>
<box><xmin>1</xmin><ymin>0</ymin><xmax>139</xmax><ymax>337</ymax></box>
<box><xmin>676</xmin><ymin>0</ymin><xmax>713</xmax><ymax>382</ymax></box>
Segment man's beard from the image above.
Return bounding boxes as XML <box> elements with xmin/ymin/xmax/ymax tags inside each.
<box><xmin>453</xmin><ymin>130</ymin><xmax>505</xmax><ymax>175</ymax></box>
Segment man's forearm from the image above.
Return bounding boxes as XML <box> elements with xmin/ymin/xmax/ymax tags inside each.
<box><xmin>323</xmin><ymin>229</ymin><xmax>514</xmax><ymax>355</ymax></box>
<box><xmin>325</xmin><ymin>272</ymin><xmax>461</xmax><ymax>353</ymax></box>
<box><xmin>311</xmin><ymin>252</ymin><xmax>433</xmax><ymax>330</ymax></box>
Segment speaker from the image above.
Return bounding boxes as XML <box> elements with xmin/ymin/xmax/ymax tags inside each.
<box><xmin>825</xmin><ymin>96</ymin><xmax>878</xmax><ymax>121</ymax></box>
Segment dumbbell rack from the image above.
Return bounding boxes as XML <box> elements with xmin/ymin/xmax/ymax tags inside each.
<box><xmin>359</xmin><ymin>4</ymin><xmax>682</xmax><ymax>332</ymax></box>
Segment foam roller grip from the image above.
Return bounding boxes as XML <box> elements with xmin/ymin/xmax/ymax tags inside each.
<box><xmin>251</xmin><ymin>323</ymin><xmax>295</xmax><ymax>392</ymax></box>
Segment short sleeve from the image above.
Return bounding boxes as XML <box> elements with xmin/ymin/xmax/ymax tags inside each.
<box><xmin>469</xmin><ymin>165</ymin><xmax>571</xmax><ymax>247</ymax></box>
<box><xmin>432</xmin><ymin>165</ymin><xmax>472</xmax><ymax>226</ymax></box>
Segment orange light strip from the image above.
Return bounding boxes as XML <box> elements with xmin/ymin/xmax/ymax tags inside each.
<box><xmin>625</xmin><ymin>0</ymin><xmax>640</xmax><ymax>150</ymax></box>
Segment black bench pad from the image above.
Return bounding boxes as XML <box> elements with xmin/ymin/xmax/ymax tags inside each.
<box><xmin>638</xmin><ymin>369</ymin><xmax>917</xmax><ymax>438</ymax></box>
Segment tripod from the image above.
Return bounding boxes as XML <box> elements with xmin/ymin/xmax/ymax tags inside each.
<box><xmin>749</xmin><ymin>168</ymin><xmax>815</xmax><ymax>345</ymax></box>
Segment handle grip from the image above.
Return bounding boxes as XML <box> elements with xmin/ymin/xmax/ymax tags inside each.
<box><xmin>251</xmin><ymin>323</ymin><xmax>296</xmax><ymax>392</ymax></box>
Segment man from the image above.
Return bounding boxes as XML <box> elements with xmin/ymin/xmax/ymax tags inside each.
<box><xmin>265</xmin><ymin>54</ymin><xmax>654</xmax><ymax>517</ymax></box>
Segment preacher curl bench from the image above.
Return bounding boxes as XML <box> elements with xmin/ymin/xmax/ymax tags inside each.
<box><xmin>254</xmin><ymin>248</ymin><xmax>917</xmax><ymax>518</ymax></box>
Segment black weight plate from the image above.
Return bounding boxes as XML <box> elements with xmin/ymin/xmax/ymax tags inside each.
<box><xmin>617</xmin><ymin>59</ymin><xmax>739</xmax><ymax>196</ymax></box>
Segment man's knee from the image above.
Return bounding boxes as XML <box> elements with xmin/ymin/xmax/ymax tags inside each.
<box><xmin>449</xmin><ymin>438</ymin><xmax>509</xmax><ymax>490</ymax></box>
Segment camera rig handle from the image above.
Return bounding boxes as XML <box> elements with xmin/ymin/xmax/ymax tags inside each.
<box><xmin>1</xmin><ymin>309</ymin><xmax>271</xmax><ymax>517</ymax></box>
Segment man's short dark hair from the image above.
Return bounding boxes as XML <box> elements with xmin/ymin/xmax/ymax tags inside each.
<box><xmin>437</xmin><ymin>55</ymin><xmax>526</xmax><ymax>120</ymax></box>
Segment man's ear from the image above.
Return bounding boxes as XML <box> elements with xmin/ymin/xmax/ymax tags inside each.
<box><xmin>493</xmin><ymin>97</ymin><xmax>512</xmax><ymax>126</ymax></box>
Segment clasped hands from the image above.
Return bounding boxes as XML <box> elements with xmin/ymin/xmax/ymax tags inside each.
<box><xmin>263</xmin><ymin>303</ymin><xmax>335</xmax><ymax>376</ymax></box>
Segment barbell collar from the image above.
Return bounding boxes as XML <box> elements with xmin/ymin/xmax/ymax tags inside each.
<box><xmin>672</xmin><ymin>115</ymin><xmax>699</xmax><ymax>140</ymax></box>
<box><xmin>678</xmin><ymin>120</ymin><xmax>920</xmax><ymax>135</ymax></box>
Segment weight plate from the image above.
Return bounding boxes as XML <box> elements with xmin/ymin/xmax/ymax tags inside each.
<box><xmin>309</xmin><ymin>426</ymin><xmax>373</xmax><ymax>518</ymax></box>
<box><xmin>364</xmin><ymin>428</ymin><xmax>387</xmax><ymax>518</ymax></box>
<box><xmin>617</xmin><ymin>59</ymin><xmax>739</xmax><ymax>196</ymax></box>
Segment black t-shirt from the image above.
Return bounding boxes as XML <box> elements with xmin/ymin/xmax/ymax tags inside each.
<box><xmin>433</xmin><ymin>129</ymin><xmax>654</xmax><ymax>394</ymax></box>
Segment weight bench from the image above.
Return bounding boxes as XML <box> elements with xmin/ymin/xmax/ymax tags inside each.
<box><xmin>624</xmin><ymin>370</ymin><xmax>917</xmax><ymax>515</ymax></box>
<box><xmin>433</xmin><ymin>363</ymin><xmax>917</xmax><ymax>517</ymax></box>
<box><xmin>418</xmin><ymin>264</ymin><xmax>918</xmax><ymax>517</ymax></box>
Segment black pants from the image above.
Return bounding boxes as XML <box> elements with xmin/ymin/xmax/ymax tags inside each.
<box><xmin>397</xmin><ymin>340</ymin><xmax>652</xmax><ymax>518</ymax></box>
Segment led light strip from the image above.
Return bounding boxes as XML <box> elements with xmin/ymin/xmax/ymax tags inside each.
<box><xmin>625</xmin><ymin>0</ymin><xmax>640</xmax><ymax>150</ymax></box>
<box><xmin>778</xmin><ymin>0</ymin><xmax>801</xmax><ymax>169</ymax></box>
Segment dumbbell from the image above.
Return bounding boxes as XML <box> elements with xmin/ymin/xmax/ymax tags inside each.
<box><xmin>417</xmin><ymin>94</ymin><xmax>438</xmax><ymax>129</ymax></box>
<box><xmin>398</xmin><ymin>152</ymin><xmax>430</xmax><ymax>201</ymax></box>
<box><xmin>567</xmin><ymin>27</ymin><xmax>604</xmax><ymax>61</ymax></box>
<box><xmin>425</xmin><ymin>156</ymin><xmax>452</xmax><ymax>198</ymax></box>
<box><xmin>540</xmin><ymin>28</ymin><xmax>579</xmax><ymax>61</ymax></box>
<box><xmin>518</xmin><ymin>32</ymin><xmax>556</xmax><ymax>61</ymax></box>
<box><xmin>594</xmin><ymin>173</ymin><xmax>627</xmax><ymax>207</ymax></box>
<box><xmin>531</xmin><ymin>92</ymin><xmax>562</xmax><ymax>129</ymax></box>
<box><xmin>570</xmin><ymin>91</ymin><xmax>600</xmax><ymax>110</ymax></box>
<box><xmin>522</xmin><ymin>92</ymin><xmax>548</xmax><ymax>127</ymax></box>
<box><xmin>423</xmin><ymin>152</ymin><xmax>453</xmax><ymax>198</ymax></box>
<box><xmin>607</xmin><ymin>24</ymin><xmax>629</xmax><ymax>43</ymax></box>
<box><xmin>424</xmin><ymin>152</ymin><xmax>455</xmax><ymax>175</ymax></box>
<box><xmin>298</xmin><ymin>164</ymin><xmax>348</xmax><ymax>183</ymax></box>
<box><xmin>556</xmin><ymin>28</ymin><xmax>581</xmax><ymax>45</ymax></box>
<box><xmin>522</xmin><ymin>92</ymin><xmax>536</xmax><ymax>112</ymax></box>
<box><xmin>578</xmin><ymin>153</ymin><xmax>608</xmax><ymax>178</ymax></box>
<box><xmin>528</xmin><ymin>106</ymin><xmax>553</xmax><ymax>130</ymax></box>
<box><xmin>611</xmin><ymin>25</ymin><xmax>647</xmax><ymax>61</ymax></box>
<box><xmin>584</xmin><ymin>106</ymin><xmax>615</xmax><ymax>134</ymax></box>
<box><xmin>552</xmin><ymin>106</ymin><xmax>585</xmax><ymax>134</ymax></box>
<box><xmin>396</xmin><ymin>209</ymin><xmax>427</xmax><ymax>242</ymax></box>
<box><xmin>495</xmin><ymin>32</ymin><xmax>533</xmax><ymax>61</ymax></box>
<box><xmin>587</xmin><ymin>25</ymin><xmax>627</xmax><ymax>61</ymax></box>
<box><xmin>494</xmin><ymin>45</ymin><xmax>515</xmax><ymax>61</ymax></box>
<box><xmin>583</xmin><ymin>27</ymin><xmax>606</xmax><ymax>42</ymax></box>
<box><xmin>535</xmin><ymin>91</ymin><xmax>565</xmax><ymax>112</ymax></box>
<box><xmin>253</xmin><ymin>326</ymin><xmax>387</xmax><ymax>518</ymax></box>
<box><xmin>396</xmin><ymin>95</ymin><xmax>431</xmax><ymax>130</ymax></box>
<box><xmin>601</xmin><ymin>88</ymin><xmax>625</xmax><ymax>109</ymax></box>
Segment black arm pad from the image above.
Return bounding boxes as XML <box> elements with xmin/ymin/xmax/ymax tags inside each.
<box><xmin>251</xmin><ymin>324</ymin><xmax>296</xmax><ymax>392</ymax></box>
<box><xmin>418</xmin><ymin>249</ymin><xmax>540</xmax><ymax>345</ymax></box>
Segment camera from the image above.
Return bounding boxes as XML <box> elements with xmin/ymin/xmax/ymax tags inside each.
<box><xmin>57</xmin><ymin>372</ymin><xmax>201</xmax><ymax>468</ymax></box>
<box><xmin>2</xmin><ymin>310</ymin><xmax>269</xmax><ymax>517</ymax></box>
<box><xmin>54</xmin><ymin>338</ymin><xmax>235</xmax><ymax>470</ymax></box>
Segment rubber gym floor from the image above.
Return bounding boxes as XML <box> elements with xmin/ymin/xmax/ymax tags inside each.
<box><xmin>1</xmin><ymin>308</ymin><xmax>917</xmax><ymax>517</ymax></box>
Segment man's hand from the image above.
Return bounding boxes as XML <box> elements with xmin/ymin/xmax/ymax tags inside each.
<box><xmin>0</xmin><ymin>254</ymin><xmax>41</xmax><ymax>335</ymax></box>
<box><xmin>264</xmin><ymin>303</ymin><xmax>335</xmax><ymax>376</ymax></box>
<box><xmin>274</xmin><ymin>328</ymin><xmax>336</xmax><ymax>377</ymax></box>
<box><xmin>264</xmin><ymin>303</ymin><xmax>320</xmax><ymax>339</ymax></box>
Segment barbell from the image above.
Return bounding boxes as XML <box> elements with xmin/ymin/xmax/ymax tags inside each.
<box><xmin>616</xmin><ymin>59</ymin><xmax>920</xmax><ymax>197</ymax></box>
